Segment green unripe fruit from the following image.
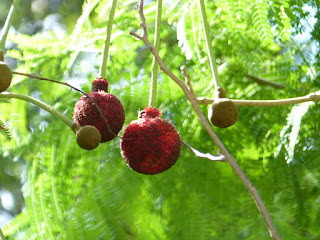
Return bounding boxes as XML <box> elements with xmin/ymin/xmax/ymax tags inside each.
<box><xmin>76</xmin><ymin>125</ymin><xmax>101</xmax><ymax>150</ymax></box>
<box><xmin>0</xmin><ymin>52</ymin><xmax>12</xmax><ymax>92</ymax></box>
<box><xmin>208</xmin><ymin>98</ymin><xmax>238</xmax><ymax>128</ymax></box>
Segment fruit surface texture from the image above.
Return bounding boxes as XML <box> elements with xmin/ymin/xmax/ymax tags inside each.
<box><xmin>73</xmin><ymin>91</ymin><xmax>125</xmax><ymax>142</ymax></box>
<box><xmin>91</xmin><ymin>77</ymin><xmax>109</xmax><ymax>92</ymax></box>
<box><xmin>121</xmin><ymin>107</ymin><xmax>181</xmax><ymax>174</ymax></box>
<box><xmin>208</xmin><ymin>98</ymin><xmax>238</xmax><ymax>128</ymax></box>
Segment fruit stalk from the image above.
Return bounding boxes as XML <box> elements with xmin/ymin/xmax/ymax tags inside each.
<box><xmin>12</xmin><ymin>71</ymin><xmax>87</xmax><ymax>95</ymax></box>
<box><xmin>149</xmin><ymin>0</ymin><xmax>162</xmax><ymax>107</ymax></box>
<box><xmin>130</xmin><ymin>2</ymin><xmax>280</xmax><ymax>239</ymax></box>
<box><xmin>196</xmin><ymin>92</ymin><xmax>320</xmax><ymax>106</ymax></box>
<box><xmin>99</xmin><ymin>0</ymin><xmax>118</xmax><ymax>78</ymax></box>
<box><xmin>0</xmin><ymin>0</ymin><xmax>20</xmax><ymax>52</ymax></box>
<box><xmin>0</xmin><ymin>92</ymin><xmax>74</xmax><ymax>129</ymax></box>
<box><xmin>198</xmin><ymin>0</ymin><xmax>220</xmax><ymax>90</ymax></box>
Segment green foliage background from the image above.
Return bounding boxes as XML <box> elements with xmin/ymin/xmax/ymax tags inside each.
<box><xmin>1</xmin><ymin>0</ymin><xmax>320</xmax><ymax>239</ymax></box>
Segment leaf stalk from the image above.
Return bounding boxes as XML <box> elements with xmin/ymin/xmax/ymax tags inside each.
<box><xmin>99</xmin><ymin>0</ymin><xmax>118</xmax><ymax>78</ymax></box>
<box><xmin>198</xmin><ymin>0</ymin><xmax>220</xmax><ymax>90</ymax></box>
<box><xmin>149</xmin><ymin>0</ymin><xmax>162</xmax><ymax>107</ymax></box>
<box><xmin>0</xmin><ymin>0</ymin><xmax>20</xmax><ymax>52</ymax></box>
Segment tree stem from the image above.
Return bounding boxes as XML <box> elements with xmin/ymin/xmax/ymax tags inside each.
<box><xmin>0</xmin><ymin>0</ymin><xmax>20</xmax><ymax>52</ymax></box>
<box><xmin>198</xmin><ymin>0</ymin><xmax>220</xmax><ymax>89</ymax></box>
<box><xmin>149</xmin><ymin>0</ymin><xmax>162</xmax><ymax>107</ymax></box>
<box><xmin>0</xmin><ymin>92</ymin><xmax>74</xmax><ymax>129</ymax></box>
<box><xmin>99</xmin><ymin>0</ymin><xmax>118</xmax><ymax>78</ymax></box>
<box><xmin>130</xmin><ymin>1</ymin><xmax>280</xmax><ymax>239</ymax></box>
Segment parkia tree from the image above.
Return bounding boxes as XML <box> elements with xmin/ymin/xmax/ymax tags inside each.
<box><xmin>1</xmin><ymin>0</ymin><xmax>320</xmax><ymax>239</ymax></box>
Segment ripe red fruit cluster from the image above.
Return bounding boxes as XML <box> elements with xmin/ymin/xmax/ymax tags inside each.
<box><xmin>120</xmin><ymin>107</ymin><xmax>181</xmax><ymax>174</ymax></box>
<box><xmin>73</xmin><ymin>77</ymin><xmax>125</xmax><ymax>142</ymax></box>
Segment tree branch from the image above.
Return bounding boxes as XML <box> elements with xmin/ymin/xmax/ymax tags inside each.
<box><xmin>12</xmin><ymin>71</ymin><xmax>87</xmax><ymax>94</ymax></box>
<box><xmin>130</xmin><ymin>1</ymin><xmax>280</xmax><ymax>239</ymax></box>
<box><xmin>180</xmin><ymin>65</ymin><xmax>196</xmax><ymax>98</ymax></box>
<box><xmin>246</xmin><ymin>74</ymin><xmax>286</xmax><ymax>89</ymax></box>
<box><xmin>182</xmin><ymin>141</ymin><xmax>225</xmax><ymax>161</ymax></box>
<box><xmin>0</xmin><ymin>92</ymin><xmax>74</xmax><ymax>129</ymax></box>
<box><xmin>197</xmin><ymin>91</ymin><xmax>320</xmax><ymax>106</ymax></box>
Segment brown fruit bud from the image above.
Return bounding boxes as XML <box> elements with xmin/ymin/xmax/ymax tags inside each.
<box><xmin>76</xmin><ymin>125</ymin><xmax>101</xmax><ymax>150</ymax></box>
<box><xmin>208</xmin><ymin>98</ymin><xmax>238</xmax><ymax>128</ymax></box>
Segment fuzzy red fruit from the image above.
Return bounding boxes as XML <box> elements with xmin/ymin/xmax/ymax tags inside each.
<box><xmin>91</xmin><ymin>77</ymin><xmax>109</xmax><ymax>92</ymax></box>
<box><xmin>121</xmin><ymin>107</ymin><xmax>181</xmax><ymax>175</ymax></box>
<box><xmin>73</xmin><ymin>91</ymin><xmax>125</xmax><ymax>142</ymax></box>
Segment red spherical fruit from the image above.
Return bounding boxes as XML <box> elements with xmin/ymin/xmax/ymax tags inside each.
<box><xmin>91</xmin><ymin>77</ymin><xmax>109</xmax><ymax>92</ymax></box>
<box><xmin>121</xmin><ymin>107</ymin><xmax>181</xmax><ymax>175</ymax></box>
<box><xmin>73</xmin><ymin>91</ymin><xmax>125</xmax><ymax>142</ymax></box>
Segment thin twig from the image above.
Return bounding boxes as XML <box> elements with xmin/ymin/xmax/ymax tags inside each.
<box><xmin>180</xmin><ymin>65</ymin><xmax>196</xmax><ymax>98</ymax></box>
<box><xmin>130</xmin><ymin>1</ymin><xmax>280</xmax><ymax>239</ymax></box>
<box><xmin>0</xmin><ymin>92</ymin><xmax>74</xmax><ymax>128</ymax></box>
<box><xmin>149</xmin><ymin>0</ymin><xmax>162</xmax><ymax>107</ymax></box>
<box><xmin>198</xmin><ymin>0</ymin><xmax>220</xmax><ymax>89</ymax></box>
<box><xmin>12</xmin><ymin>71</ymin><xmax>86</xmax><ymax>94</ymax></box>
<box><xmin>99</xmin><ymin>0</ymin><xmax>118</xmax><ymax>78</ymax></box>
<box><xmin>182</xmin><ymin>141</ymin><xmax>225</xmax><ymax>161</ymax></box>
<box><xmin>197</xmin><ymin>91</ymin><xmax>320</xmax><ymax>106</ymax></box>
<box><xmin>246</xmin><ymin>74</ymin><xmax>286</xmax><ymax>89</ymax></box>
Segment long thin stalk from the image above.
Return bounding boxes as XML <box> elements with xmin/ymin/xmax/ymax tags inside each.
<box><xmin>130</xmin><ymin>1</ymin><xmax>280</xmax><ymax>239</ymax></box>
<box><xmin>149</xmin><ymin>0</ymin><xmax>162</xmax><ymax>107</ymax></box>
<box><xmin>12</xmin><ymin>71</ymin><xmax>86</xmax><ymax>95</ymax></box>
<box><xmin>0</xmin><ymin>0</ymin><xmax>20</xmax><ymax>52</ymax></box>
<box><xmin>99</xmin><ymin>0</ymin><xmax>118</xmax><ymax>78</ymax></box>
<box><xmin>0</xmin><ymin>92</ymin><xmax>73</xmax><ymax>129</ymax></box>
<box><xmin>198</xmin><ymin>0</ymin><xmax>220</xmax><ymax>89</ymax></box>
<box><xmin>197</xmin><ymin>92</ymin><xmax>320</xmax><ymax>106</ymax></box>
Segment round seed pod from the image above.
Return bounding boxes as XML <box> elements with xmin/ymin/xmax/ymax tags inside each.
<box><xmin>208</xmin><ymin>98</ymin><xmax>238</xmax><ymax>128</ymax></box>
<box><xmin>76</xmin><ymin>125</ymin><xmax>101</xmax><ymax>150</ymax></box>
<box><xmin>0</xmin><ymin>52</ymin><xmax>12</xmax><ymax>92</ymax></box>
<box><xmin>121</xmin><ymin>107</ymin><xmax>181</xmax><ymax>175</ymax></box>
<box><xmin>73</xmin><ymin>91</ymin><xmax>125</xmax><ymax>142</ymax></box>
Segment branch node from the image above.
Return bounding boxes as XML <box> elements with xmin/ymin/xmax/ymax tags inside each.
<box><xmin>180</xmin><ymin>65</ymin><xmax>196</xmax><ymax>98</ymax></box>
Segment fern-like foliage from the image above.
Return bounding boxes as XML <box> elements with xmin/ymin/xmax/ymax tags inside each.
<box><xmin>250</xmin><ymin>0</ymin><xmax>278</xmax><ymax>50</ymax></box>
<box><xmin>0</xmin><ymin>119</ymin><xmax>12</xmax><ymax>141</ymax></box>
<box><xmin>275</xmin><ymin>101</ymin><xmax>314</xmax><ymax>164</ymax></box>
<box><xmin>1</xmin><ymin>0</ymin><xmax>320</xmax><ymax>239</ymax></box>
